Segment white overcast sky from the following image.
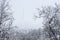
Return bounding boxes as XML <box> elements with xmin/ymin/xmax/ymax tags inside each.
<box><xmin>10</xmin><ymin>0</ymin><xmax>60</xmax><ymax>30</ymax></box>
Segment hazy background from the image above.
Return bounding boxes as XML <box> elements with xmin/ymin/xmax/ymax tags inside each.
<box><xmin>10</xmin><ymin>0</ymin><xmax>60</xmax><ymax>30</ymax></box>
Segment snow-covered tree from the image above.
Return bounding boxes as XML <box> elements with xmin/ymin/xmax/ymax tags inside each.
<box><xmin>35</xmin><ymin>3</ymin><xmax>60</xmax><ymax>40</ymax></box>
<box><xmin>0</xmin><ymin>0</ymin><xmax>14</xmax><ymax>40</ymax></box>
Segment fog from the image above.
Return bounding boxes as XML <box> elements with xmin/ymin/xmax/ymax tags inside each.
<box><xmin>10</xmin><ymin>0</ymin><xmax>60</xmax><ymax>30</ymax></box>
